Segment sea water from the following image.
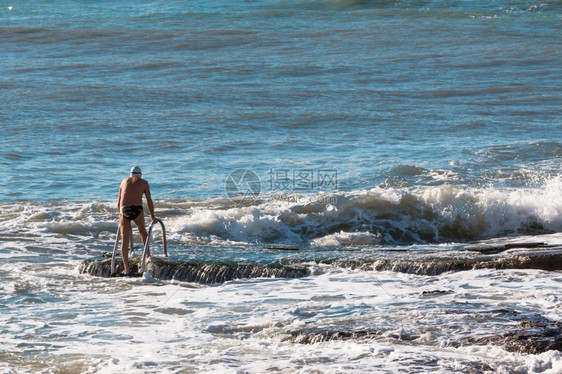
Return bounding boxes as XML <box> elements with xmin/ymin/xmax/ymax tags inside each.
<box><xmin>1</xmin><ymin>0</ymin><xmax>561</xmax><ymax>373</ymax></box>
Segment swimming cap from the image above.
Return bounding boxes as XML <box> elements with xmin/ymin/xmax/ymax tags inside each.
<box><xmin>130</xmin><ymin>166</ymin><xmax>142</xmax><ymax>177</ymax></box>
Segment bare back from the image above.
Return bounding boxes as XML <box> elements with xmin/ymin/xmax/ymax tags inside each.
<box><xmin>118</xmin><ymin>176</ymin><xmax>150</xmax><ymax>208</ymax></box>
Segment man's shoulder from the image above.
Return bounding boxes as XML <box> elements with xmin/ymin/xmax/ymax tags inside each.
<box><xmin>134</xmin><ymin>177</ymin><xmax>149</xmax><ymax>186</ymax></box>
<box><xmin>121</xmin><ymin>176</ymin><xmax>141</xmax><ymax>184</ymax></box>
<box><xmin>121</xmin><ymin>176</ymin><xmax>149</xmax><ymax>187</ymax></box>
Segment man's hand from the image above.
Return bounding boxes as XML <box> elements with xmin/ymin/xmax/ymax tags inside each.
<box><xmin>151</xmin><ymin>216</ymin><xmax>158</xmax><ymax>224</ymax></box>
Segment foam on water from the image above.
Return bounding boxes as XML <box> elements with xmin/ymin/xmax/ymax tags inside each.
<box><xmin>1</xmin><ymin>259</ymin><xmax>561</xmax><ymax>373</ymax></box>
<box><xmin>186</xmin><ymin>178</ymin><xmax>562</xmax><ymax>245</ymax></box>
<box><xmin>1</xmin><ymin>176</ymin><xmax>561</xmax><ymax>248</ymax></box>
<box><xmin>2</xmin><ymin>193</ymin><xmax>560</xmax><ymax>373</ymax></box>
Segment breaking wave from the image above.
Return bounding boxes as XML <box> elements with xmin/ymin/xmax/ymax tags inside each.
<box><xmin>2</xmin><ymin>176</ymin><xmax>561</xmax><ymax>246</ymax></box>
<box><xmin>166</xmin><ymin>176</ymin><xmax>562</xmax><ymax>245</ymax></box>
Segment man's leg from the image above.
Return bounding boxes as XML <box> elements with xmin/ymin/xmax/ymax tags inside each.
<box><xmin>120</xmin><ymin>217</ymin><xmax>132</xmax><ymax>274</ymax></box>
<box><xmin>134</xmin><ymin>213</ymin><xmax>150</xmax><ymax>258</ymax></box>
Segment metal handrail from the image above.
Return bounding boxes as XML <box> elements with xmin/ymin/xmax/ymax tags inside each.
<box><xmin>141</xmin><ymin>218</ymin><xmax>167</xmax><ymax>273</ymax></box>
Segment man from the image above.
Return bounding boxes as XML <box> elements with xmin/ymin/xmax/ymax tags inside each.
<box><xmin>117</xmin><ymin>166</ymin><xmax>157</xmax><ymax>275</ymax></box>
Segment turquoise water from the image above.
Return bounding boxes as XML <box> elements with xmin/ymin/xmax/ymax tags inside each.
<box><xmin>2</xmin><ymin>0</ymin><xmax>560</xmax><ymax>202</ymax></box>
<box><xmin>1</xmin><ymin>1</ymin><xmax>562</xmax><ymax>372</ymax></box>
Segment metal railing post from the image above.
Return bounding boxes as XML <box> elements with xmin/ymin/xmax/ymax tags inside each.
<box><xmin>140</xmin><ymin>218</ymin><xmax>167</xmax><ymax>274</ymax></box>
<box><xmin>111</xmin><ymin>218</ymin><xmax>167</xmax><ymax>276</ymax></box>
<box><xmin>110</xmin><ymin>226</ymin><xmax>121</xmax><ymax>275</ymax></box>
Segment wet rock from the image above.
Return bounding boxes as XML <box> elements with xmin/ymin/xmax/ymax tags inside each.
<box><xmin>476</xmin><ymin>253</ymin><xmax>562</xmax><ymax>272</ymax></box>
<box><xmin>285</xmin><ymin>312</ymin><xmax>562</xmax><ymax>356</ymax></box>
<box><xmin>149</xmin><ymin>261</ymin><xmax>309</xmax><ymax>284</ymax></box>
<box><xmin>420</xmin><ymin>290</ymin><xmax>454</xmax><ymax>297</ymax></box>
<box><xmin>368</xmin><ymin>251</ymin><xmax>562</xmax><ymax>276</ymax></box>
<box><xmin>78</xmin><ymin>259</ymin><xmax>140</xmax><ymax>277</ymax></box>
<box><xmin>464</xmin><ymin>316</ymin><xmax>562</xmax><ymax>354</ymax></box>
<box><xmin>285</xmin><ymin>327</ymin><xmax>382</xmax><ymax>344</ymax></box>
<box><xmin>79</xmin><ymin>258</ymin><xmax>309</xmax><ymax>284</ymax></box>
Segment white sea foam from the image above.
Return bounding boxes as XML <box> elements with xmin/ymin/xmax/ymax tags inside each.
<box><xmin>311</xmin><ymin>231</ymin><xmax>381</xmax><ymax>246</ymax></box>
<box><xmin>1</xmin><ymin>177</ymin><xmax>561</xmax><ymax>247</ymax></box>
<box><xmin>2</xmin><ymin>262</ymin><xmax>561</xmax><ymax>373</ymax></box>
<box><xmin>165</xmin><ymin>176</ymin><xmax>562</xmax><ymax>245</ymax></box>
<box><xmin>1</xmin><ymin>182</ymin><xmax>561</xmax><ymax>373</ymax></box>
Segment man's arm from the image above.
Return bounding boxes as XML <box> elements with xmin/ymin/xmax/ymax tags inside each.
<box><xmin>144</xmin><ymin>182</ymin><xmax>157</xmax><ymax>222</ymax></box>
<box><xmin>117</xmin><ymin>182</ymin><xmax>122</xmax><ymax>210</ymax></box>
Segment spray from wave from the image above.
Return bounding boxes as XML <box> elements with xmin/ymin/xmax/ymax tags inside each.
<box><xmin>167</xmin><ymin>176</ymin><xmax>562</xmax><ymax>245</ymax></box>
<box><xmin>2</xmin><ymin>176</ymin><xmax>561</xmax><ymax>246</ymax></box>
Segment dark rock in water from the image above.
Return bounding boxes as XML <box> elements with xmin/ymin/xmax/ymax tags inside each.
<box><xmin>285</xmin><ymin>327</ymin><xmax>383</xmax><ymax>344</ymax></box>
<box><xmin>80</xmin><ymin>248</ymin><xmax>561</xmax><ymax>283</ymax></box>
<box><xmin>463</xmin><ymin>316</ymin><xmax>562</xmax><ymax>354</ymax></box>
<box><xmin>369</xmin><ymin>251</ymin><xmax>562</xmax><ymax>276</ymax></box>
<box><xmin>285</xmin><ymin>325</ymin><xmax>425</xmax><ymax>345</ymax></box>
<box><xmin>79</xmin><ymin>259</ymin><xmax>141</xmax><ymax>278</ymax></box>
<box><xmin>285</xmin><ymin>312</ymin><xmax>561</xmax><ymax>355</ymax></box>
<box><xmin>371</xmin><ymin>259</ymin><xmax>473</xmax><ymax>275</ymax></box>
<box><xmin>267</xmin><ymin>245</ymin><xmax>299</xmax><ymax>251</ymax></box>
<box><xmin>78</xmin><ymin>258</ymin><xmax>310</xmax><ymax>284</ymax></box>
<box><xmin>503</xmin><ymin>242</ymin><xmax>547</xmax><ymax>250</ymax></box>
<box><xmin>476</xmin><ymin>253</ymin><xmax>562</xmax><ymax>272</ymax></box>
<box><xmin>148</xmin><ymin>261</ymin><xmax>309</xmax><ymax>284</ymax></box>
<box><xmin>420</xmin><ymin>289</ymin><xmax>454</xmax><ymax>297</ymax></box>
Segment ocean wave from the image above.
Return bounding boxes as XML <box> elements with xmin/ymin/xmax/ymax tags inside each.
<box><xmin>2</xmin><ymin>176</ymin><xmax>561</xmax><ymax>246</ymax></box>
<box><xmin>166</xmin><ymin>177</ymin><xmax>562</xmax><ymax>245</ymax></box>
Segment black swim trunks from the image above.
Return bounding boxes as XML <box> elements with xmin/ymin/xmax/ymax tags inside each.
<box><xmin>121</xmin><ymin>205</ymin><xmax>143</xmax><ymax>220</ymax></box>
